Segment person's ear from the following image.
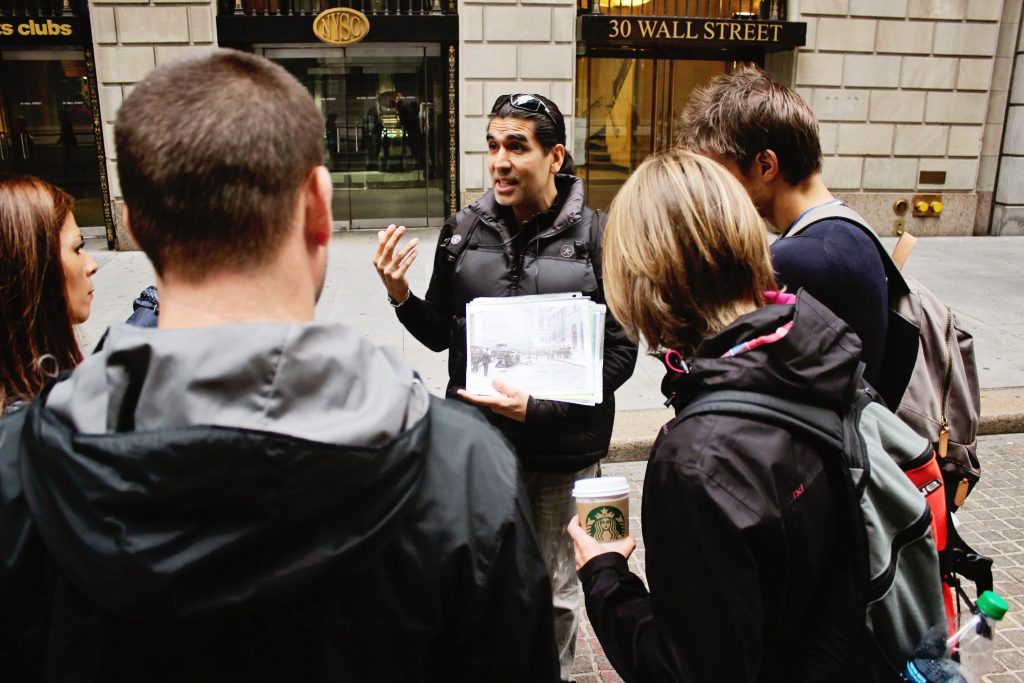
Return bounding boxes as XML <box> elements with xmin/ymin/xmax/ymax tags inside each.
<box><xmin>121</xmin><ymin>204</ymin><xmax>138</xmax><ymax>246</ymax></box>
<box><xmin>304</xmin><ymin>165</ymin><xmax>333</xmax><ymax>248</ymax></box>
<box><xmin>550</xmin><ymin>143</ymin><xmax>566</xmax><ymax>174</ymax></box>
<box><xmin>754</xmin><ymin>150</ymin><xmax>780</xmax><ymax>183</ymax></box>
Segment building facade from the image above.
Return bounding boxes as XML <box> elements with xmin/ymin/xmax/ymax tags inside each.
<box><xmin>0</xmin><ymin>4</ymin><xmax>111</xmax><ymax>239</ymax></box>
<box><xmin>1</xmin><ymin>0</ymin><xmax>1021</xmax><ymax>247</ymax></box>
<box><xmin>791</xmin><ymin>0</ymin><xmax>1018</xmax><ymax>237</ymax></box>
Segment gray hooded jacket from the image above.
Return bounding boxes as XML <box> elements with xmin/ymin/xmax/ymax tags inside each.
<box><xmin>0</xmin><ymin>322</ymin><xmax>558</xmax><ymax>682</ymax></box>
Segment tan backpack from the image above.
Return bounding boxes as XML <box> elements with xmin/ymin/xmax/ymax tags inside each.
<box><xmin>789</xmin><ymin>205</ymin><xmax>982</xmax><ymax>511</ymax></box>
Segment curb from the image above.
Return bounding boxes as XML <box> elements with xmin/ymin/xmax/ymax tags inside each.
<box><xmin>606</xmin><ymin>386</ymin><xmax>1024</xmax><ymax>464</ymax></box>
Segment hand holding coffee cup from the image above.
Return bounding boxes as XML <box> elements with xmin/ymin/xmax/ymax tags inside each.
<box><xmin>568</xmin><ymin>476</ymin><xmax>635</xmax><ymax>570</ymax></box>
<box><xmin>567</xmin><ymin>514</ymin><xmax>635</xmax><ymax>571</ymax></box>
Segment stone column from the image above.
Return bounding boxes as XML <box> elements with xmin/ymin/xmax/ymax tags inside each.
<box><xmin>459</xmin><ymin>0</ymin><xmax>576</xmax><ymax>207</ymax></box>
<box><xmin>89</xmin><ymin>0</ymin><xmax>218</xmax><ymax>249</ymax></box>
<box><xmin>992</xmin><ymin>2</ymin><xmax>1024</xmax><ymax>235</ymax></box>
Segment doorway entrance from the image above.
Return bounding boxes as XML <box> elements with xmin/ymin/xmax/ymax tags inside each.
<box><xmin>263</xmin><ymin>44</ymin><xmax>446</xmax><ymax>229</ymax></box>
<box><xmin>0</xmin><ymin>48</ymin><xmax>104</xmax><ymax>228</ymax></box>
<box><xmin>575</xmin><ymin>57</ymin><xmax>736</xmax><ymax>210</ymax></box>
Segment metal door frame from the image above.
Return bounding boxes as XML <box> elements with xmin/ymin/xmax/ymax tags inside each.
<box><xmin>0</xmin><ymin>47</ymin><xmax>114</xmax><ymax>244</ymax></box>
<box><xmin>259</xmin><ymin>43</ymin><xmax>447</xmax><ymax>228</ymax></box>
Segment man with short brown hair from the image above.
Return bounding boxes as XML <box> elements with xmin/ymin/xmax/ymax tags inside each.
<box><xmin>0</xmin><ymin>50</ymin><xmax>559</xmax><ymax>682</ymax></box>
<box><xmin>115</xmin><ymin>52</ymin><xmax>325</xmax><ymax>280</ymax></box>
<box><xmin>679</xmin><ymin>65</ymin><xmax>890</xmax><ymax>390</ymax></box>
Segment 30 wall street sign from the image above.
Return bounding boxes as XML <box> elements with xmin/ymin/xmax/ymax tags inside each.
<box><xmin>313</xmin><ymin>8</ymin><xmax>370</xmax><ymax>46</ymax></box>
<box><xmin>578</xmin><ymin>16</ymin><xmax>805</xmax><ymax>50</ymax></box>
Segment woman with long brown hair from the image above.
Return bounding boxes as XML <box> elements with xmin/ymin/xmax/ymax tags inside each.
<box><xmin>1</xmin><ymin>174</ymin><xmax>98</xmax><ymax>412</ymax></box>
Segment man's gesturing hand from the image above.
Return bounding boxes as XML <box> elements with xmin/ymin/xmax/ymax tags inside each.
<box><xmin>373</xmin><ymin>224</ymin><xmax>419</xmax><ymax>304</ymax></box>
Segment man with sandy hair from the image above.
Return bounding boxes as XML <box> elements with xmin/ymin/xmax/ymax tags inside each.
<box><xmin>0</xmin><ymin>49</ymin><xmax>558</xmax><ymax>681</ymax></box>
<box><xmin>678</xmin><ymin>65</ymin><xmax>890</xmax><ymax>391</ymax></box>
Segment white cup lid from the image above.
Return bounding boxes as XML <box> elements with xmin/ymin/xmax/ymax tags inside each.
<box><xmin>572</xmin><ymin>476</ymin><xmax>630</xmax><ymax>499</ymax></box>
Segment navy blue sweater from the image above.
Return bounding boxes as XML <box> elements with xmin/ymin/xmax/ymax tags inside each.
<box><xmin>771</xmin><ymin>218</ymin><xmax>888</xmax><ymax>389</ymax></box>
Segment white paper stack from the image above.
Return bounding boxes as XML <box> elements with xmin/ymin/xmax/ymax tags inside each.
<box><xmin>465</xmin><ymin>292</ymin><xmax>606</xmax><ymax>405</ymax></box>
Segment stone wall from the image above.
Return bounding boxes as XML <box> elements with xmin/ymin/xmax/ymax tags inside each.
<box><xmin>458</xmin><ymin>0</ymin><xmax>576</xmax><ymax>198</ymax></box>
<box><xmin>89</xmin><ymin>0</ymin><xmax>218</xmax><ymax>248</ymax></box>
<box><xmin>993</xmin><ymin>1</ymin><xmax>1024</xmax><ymax>235</ymax></box>
<box><xmin>791</xmin><ymin>0</ymin><xmax>1010</xmax><ymax>236</ymax></box>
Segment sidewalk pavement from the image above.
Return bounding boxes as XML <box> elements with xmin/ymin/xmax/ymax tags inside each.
<box><xmin>83</xmin><ymin>230</ymin><xmax>1024</xmax><ymax>461</ymax></box>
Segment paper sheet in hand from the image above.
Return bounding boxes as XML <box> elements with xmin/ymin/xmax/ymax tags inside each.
<box><xmin>465</xmin><ymin>293</ymin><xmax>605</xmax><ymax>405</ymax></box>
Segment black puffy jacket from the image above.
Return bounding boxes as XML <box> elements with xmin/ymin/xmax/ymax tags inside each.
<box><xmin>0</xmin><ymin>322</ymin><xmax>559</xmax><ymax>682</ymax></box>
<box><xmin>580</xmin><ymin>292</ymin><xmax>894</xmax><ymax>682</ymax></box>
<box><xmin>395</xmin><ymin>175</ymin><xmax>638</xmax><ymax>472</ymax></box>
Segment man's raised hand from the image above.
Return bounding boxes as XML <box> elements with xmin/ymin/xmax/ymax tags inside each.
<box><xmin>373</xmin><ymin>224</ymin><xmax>419</xmax><ymax>304</ymax></box>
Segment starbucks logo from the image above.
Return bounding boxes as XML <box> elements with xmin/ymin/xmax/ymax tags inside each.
<box><xmin>585</xmin><ymin>506</ymin><xmax>626</xmax><ymax>541</ymax></box>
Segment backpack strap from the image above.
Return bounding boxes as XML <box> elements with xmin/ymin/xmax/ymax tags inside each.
<box><xmin>672</xmin><ymin>389</ymin><xmax>845</xmax><ymax>452</ymax></box>
<box><xmin>891</xmin><ymin>233</ymin><xmax>917</xmax><ymax>272</ymax></box>
<box><xmin>784</xmin><ymin>203</ymin><xmax>911</xmax><ymax>298</ymax></box>
<box><xmin>790</xmin><ymin>203</ymin><xmax>919</xmax><ymax>274</ymax></box>
<box><xmin>442</xmin><ymin>208</ymin><xmax>478</xmax><ymax>264</ymax></box>
<box><xmin>941</xmin><ymin>511</ymin><xmax>994</xmax><ymax>594</ymax></box>
<box><xmin>589</xmin><ymin>209</ymin><xmax>605</xmax><ymax>277</ymax></box>
<box><xmin>788</xmin><ymin>203</ymin><xmax>874</xmax><ymax>238</ymax></box>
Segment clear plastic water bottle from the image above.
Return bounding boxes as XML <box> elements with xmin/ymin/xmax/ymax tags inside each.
<box><xmin>947</xmin><ymin>591</ymin><xmax>1009</xmax><ymax>683</ymax></box>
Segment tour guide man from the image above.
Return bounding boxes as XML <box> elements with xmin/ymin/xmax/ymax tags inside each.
<box><xmin>374</xmin><ymin>94</ymin><xmax>639</xmax><ymax>680</ymax></box>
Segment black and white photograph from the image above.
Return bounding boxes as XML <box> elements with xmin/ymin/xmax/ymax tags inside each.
<box><xmin>465</xmin><ymin>294</ymin><xmax>605</xmax><ymax>404</ymax></box>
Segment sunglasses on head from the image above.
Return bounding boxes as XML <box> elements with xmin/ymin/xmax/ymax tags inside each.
<box><xmin>492</xmin><ymin>94</ymin><xmax>565</xmax><ymax>143</ymax></box>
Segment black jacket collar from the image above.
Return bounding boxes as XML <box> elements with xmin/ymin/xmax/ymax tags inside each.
<box><xmin>662</xmin><ymin>290</ymin><xmax>864</xmax><ymax>413</ymax></box>
<box><xmin>470</xmin><ymin>174</ymin><xmax>585</xmax><ymax>241</ymax></box>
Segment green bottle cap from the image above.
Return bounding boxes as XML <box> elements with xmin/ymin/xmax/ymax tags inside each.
<box><xmin>977</xmin><ymin>591</ymin><xmax>1009</xmax><ymax>620</ymax></box>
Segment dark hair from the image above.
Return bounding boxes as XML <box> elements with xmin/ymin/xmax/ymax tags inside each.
<box><xmin>0</xmin><ymin>174</ymin><xmax>80</xmax><ymax>410</ymax></box>
<box><xmin>115</xmin><ymin>49</ymin><xmax>325</xmax><ymax>280</ymax></box>
<box><xmin>677</xmin><ymin>65</ymin><xmax>822</xmax><ymax>185</ymax></box>
<box><xmin>489</xmin><ymin>94</ymin><xmax>575</xmax><ymax>175</ymax></box>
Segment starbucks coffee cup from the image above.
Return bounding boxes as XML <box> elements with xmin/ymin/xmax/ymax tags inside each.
<box><xmin>572</xmin><ymin>476</ymin><xmax>630</xmax><ymax>543</ymax></box>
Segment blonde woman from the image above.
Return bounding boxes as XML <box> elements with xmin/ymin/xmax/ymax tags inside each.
<box><xmin>568</xmin><ymin>149</ymin><xmax>888</xmax><ymax>681</ymax></box>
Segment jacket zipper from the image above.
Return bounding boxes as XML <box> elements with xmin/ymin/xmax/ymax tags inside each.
<box><xmin>938</xmin><ymin>309</ymin><xmax>953</xmax><ymax>459</ymax></box>
<box><xmin>509</xmin><ymin>215</ymin><xmax>581</xmax><ymax>292</ymax></box>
